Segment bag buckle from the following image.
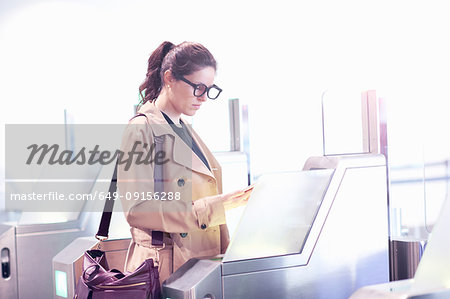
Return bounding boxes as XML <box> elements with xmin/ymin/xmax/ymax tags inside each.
<box><xmin>155</xmin><ymin>243</ymin><xmax>166</xmax><ymax>251</ymax></box>
<box><xmin>95</xmin><ymin>234</ymin><xmax>108</xmax><ymax>250</ymax></box>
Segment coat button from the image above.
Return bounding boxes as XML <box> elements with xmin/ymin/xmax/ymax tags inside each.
<box><xmin>180</xmin><ymin>233</ymin><xmax>188</xmax><ymax>238</ymax></box>
<box><xmin>201</xmin><ymin>224</ymin><xmax>207</xmax><ymax>230</ymax></box>
<box><xmin>177</xmin><ymin>178</ymin><xmax>185</xmax><ymax>187</ymax></box>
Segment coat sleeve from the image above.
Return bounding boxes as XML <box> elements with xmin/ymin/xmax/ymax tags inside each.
<box><xmin>117</xmin><ymin>117</ymin><xmax>226</xmax><ymax>233</ymax></box>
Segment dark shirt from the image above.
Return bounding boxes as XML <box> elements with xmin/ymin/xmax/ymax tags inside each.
<box><xmin>161</xmin><ymin>112</ymin><xmax>211</xmax><ymax>171</ymax></box>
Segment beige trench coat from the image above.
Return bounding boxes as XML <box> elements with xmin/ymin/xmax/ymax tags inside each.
<box><xmin>117</xmin><ymin>101</ymin><xmax>229</xmax><ymax>284</ymax></box>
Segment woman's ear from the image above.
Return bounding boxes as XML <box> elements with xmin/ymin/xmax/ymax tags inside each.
<box><xmin>163</xmin><ymin>70</ymin><xmax>175</xmax><ymax>86</ymax></box>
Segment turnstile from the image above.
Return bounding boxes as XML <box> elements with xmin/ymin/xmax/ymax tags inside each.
<box><xmin>163</xmin><ymin>154</ymin><xmax>390</xmax><ymax>298</ymax></box>
<box><xmin>0</xmin><ymin>158</ymin><xmax>129</xmax><ymax>299</ymax></box>
<box><xmin>0</xmin><ymin>224</ymin><xmax>18</xmax><ymax>299</ymax></box>
<box><xmin>0</xmin><ymin>212</ymin><xmax>108</xmax><ymax>299</ymax></box>
<box><xmin>52</xmin><ymin>237</ymin><xmax>131</xmax><ymax>299</ymax></box>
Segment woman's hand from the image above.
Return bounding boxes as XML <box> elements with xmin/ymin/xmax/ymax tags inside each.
<box><xmin>221</xmin><ymin>185</ymin><xmax>255</xmax><ymax>211</ymax></box>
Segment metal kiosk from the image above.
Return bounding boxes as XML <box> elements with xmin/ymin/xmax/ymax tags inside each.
<box><xmin>162</xmin><ymin>153</ymin><xmax>390</xmax><ymax>298</ymax></box>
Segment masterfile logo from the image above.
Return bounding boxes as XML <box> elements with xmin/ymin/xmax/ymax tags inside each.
<box><xmin>4</xmin><ymin>124</ymin><xmax>193</xmax><ymax>213</ymax></box>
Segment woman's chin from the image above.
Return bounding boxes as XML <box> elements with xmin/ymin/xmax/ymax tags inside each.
<box><xmin>184</xmin><ymin>110</ymin><xmax>197</xmax><ymax>117</ymax></box>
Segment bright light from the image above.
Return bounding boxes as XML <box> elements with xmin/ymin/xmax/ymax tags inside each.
<box><xmin>55</xmin><ymin>270</ymin><xmax>68</xmax><ymax>298</ymax></box>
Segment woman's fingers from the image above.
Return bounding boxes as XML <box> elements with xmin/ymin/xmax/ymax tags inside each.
<box><xmin>222</xmin><ymin>190</ymin><xmax>243</xmax><ymax>202</ymax></box>
<box><xmin>229</xmin><ymin>184</ymin><xmax>255</xmax><ymax>200</ymax></box>
<box><xmin>222</xmin><ymin>185</ymin><xmax>254</xmax><ymax>210</ymax></box>
<box><xmin>230</xmin><ymin>188</ymin><xmax>253</xmax><ymax>202</ymax></box>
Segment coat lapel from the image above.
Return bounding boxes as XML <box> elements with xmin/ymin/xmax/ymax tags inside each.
<box><xmin>171</xmin><ymin>133</ymin><xmax>214</xmax><ymax>178</ymax></box>
<box><xmin>184</xmin><ymin>121</ymin><xmax>221</xmax><ymax>189</ymax></box>
<box><xmin>137</xmin><ymin>101</ymin><xmax>215</xmax><ymax>179</ymax></box>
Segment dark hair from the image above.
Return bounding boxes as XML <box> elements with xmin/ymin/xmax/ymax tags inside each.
<box><xmin>139</xmin><ymin>41</ymin><xmax>217</xmax><ymax>104</ymax></box>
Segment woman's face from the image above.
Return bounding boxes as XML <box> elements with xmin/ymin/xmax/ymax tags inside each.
<box><xmin>168</xmin><ymin>66</ymin><xmax>216</xmax><ymax>116</ymax></box>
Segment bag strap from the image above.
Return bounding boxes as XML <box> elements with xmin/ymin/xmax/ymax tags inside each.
<box><xmin>151</xmin><ymin>135</ymin><xmax>165</xmax><ymax>246</ymax></box>
<box><xmin>95</xmin><ymin>161</ymin><xmax>117</xmax><ymax>241</ymax></box>
<box><xmin>96</xmin><ymin>113</ymin><xmax>165</xmax><ymax>246</ymax></box>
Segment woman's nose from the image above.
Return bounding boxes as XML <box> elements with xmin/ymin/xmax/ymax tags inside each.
<box><xmin>197</xmin><ymin>93</ymin><xmax>207</xmax><ymax>102</ymax></box>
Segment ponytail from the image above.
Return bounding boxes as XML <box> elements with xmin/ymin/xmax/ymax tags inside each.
<box><xmin>138</xmin><ymin>41</ymin><xmax>217</xmax><ymax>106</ymax></box>
<box><xmin>139</xmin><ymin>41</ymin><xmax>175</xmax><ymax>104</ymax></box>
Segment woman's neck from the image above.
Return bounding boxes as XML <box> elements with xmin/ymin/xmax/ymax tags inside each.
<box><xmin>154</xmin><ymin>92</ymin><xmax>181</xmax><ymax>123</ymax></box>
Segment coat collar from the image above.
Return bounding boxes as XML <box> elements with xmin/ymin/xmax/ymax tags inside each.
<box><xmin>137</xmin><ymin>101</ymin><xmax>214</xmax><ymax>179</ymax></box>
<box><xmin>137</xmin><ymin>101</ymin><xmax>173</xmax><ymax>136</ymax></box>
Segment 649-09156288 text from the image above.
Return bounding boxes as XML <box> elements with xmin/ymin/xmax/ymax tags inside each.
<box><xmin>9</xmin><ymin>191</ymin><xmax>181</xmax><ymax>201</ymax></box>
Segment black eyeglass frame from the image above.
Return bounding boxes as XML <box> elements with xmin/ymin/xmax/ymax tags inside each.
<box><xmin>178</xmin><ymin>76</ymin><xmax>223</xmax><ymax>100</ymax></box>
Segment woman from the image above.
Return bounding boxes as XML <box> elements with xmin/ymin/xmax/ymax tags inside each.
<box><xmin>117</xmin><ymin>41</ymin><xmax>251</xmax><ymax>284</ymax></box>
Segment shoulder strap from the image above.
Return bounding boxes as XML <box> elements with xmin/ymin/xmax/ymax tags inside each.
<box><xmin>96</xmin><ymin>113</ymin><xmax>165</xmax><ymax>247</ymax></box>
<box><xmin>95</xmin><ymin>160</ymin><xmax>118</xmax><ymax>241</ymax></box>
<box><xmin>151</xmin><ymin>134</ymin><xmax>165</xmax><ymax>246</ymax></box>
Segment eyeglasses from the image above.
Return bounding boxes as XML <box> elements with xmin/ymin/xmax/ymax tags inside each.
<box><xmin>178</xmin><ymin>76</ymin><xmax>222</xmax><ymax>100</ymax></box>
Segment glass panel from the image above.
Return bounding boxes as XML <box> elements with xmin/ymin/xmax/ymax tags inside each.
<box><xmin>223</xmin><ymin>169</ymin><xmax>333</xmax><ymax>262</ymax></box>
<box><xmin>389</xmin><ymin>155</ymin><xmax>449</xmax><ymax>239</ymax></box>
<box><xmin>322</xmin><ymin>89</ymin><xmax>365</xmax><ymax>155</ymax></box>
<box><xmin>388</xmin><ymin>155</ymin><xmax>427</xmax><ymax>239</ymax></box>
<box><xmin>386</xmin><ymin>97</ymin><xmax>450</xmax><ymax>241</ymax></box>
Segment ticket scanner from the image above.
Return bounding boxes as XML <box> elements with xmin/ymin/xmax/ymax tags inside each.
<box><xmin>162</xmin><ymin>153</ymin><xmax>390</xmax><ymax>298</ymax></box>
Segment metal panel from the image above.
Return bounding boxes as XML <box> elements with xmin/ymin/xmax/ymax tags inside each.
<box><xmin>53</xmin><ymin>237</ymin><xmax>98</xmax><ymax>299</ymax></box>
<box><xmin>351</xmin><ymin>279</ymin><xmax>450</xmax><ymax>299</ymax></box>
<box><xmin>53</xmin><ymin>237</ymin><xmax>131</xmax><ymax>299</ymax></box>
<box><xmin>391</xmin><ymin>239</ymin><xmax>426</xmax><ymax>280</ymax></box>
<box><xmin>223</xmin><ymin>154</ymin><xmax>386</xmax><ymax>276</ymax></box>
<box><xmin>11</xmin><ymin>212</ymin><xmax>102</xmax><ymax>299</ymax></box>
<box><xmin>0</xmin><ymin>224</ymin><xmax>18</xmax><ymax>299</ymax></box>
<box><xmin>223</xmin><ymin>165</ymin><xmax>389</xmax><ymax>298</ymax></box>
<box><xmin>163</xmin><ymin>258</ymin><xmax>222</xmax><ymax>299</ymax></box>
<box><xmin>228</xmin><ymin>98</ymin><xmax>240</xmax><ymax>151</ymax></box>
<box><xmin>15</xmin><ymin>224</ymin><xmax>91</xmax><ymax>299</ymax></box>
